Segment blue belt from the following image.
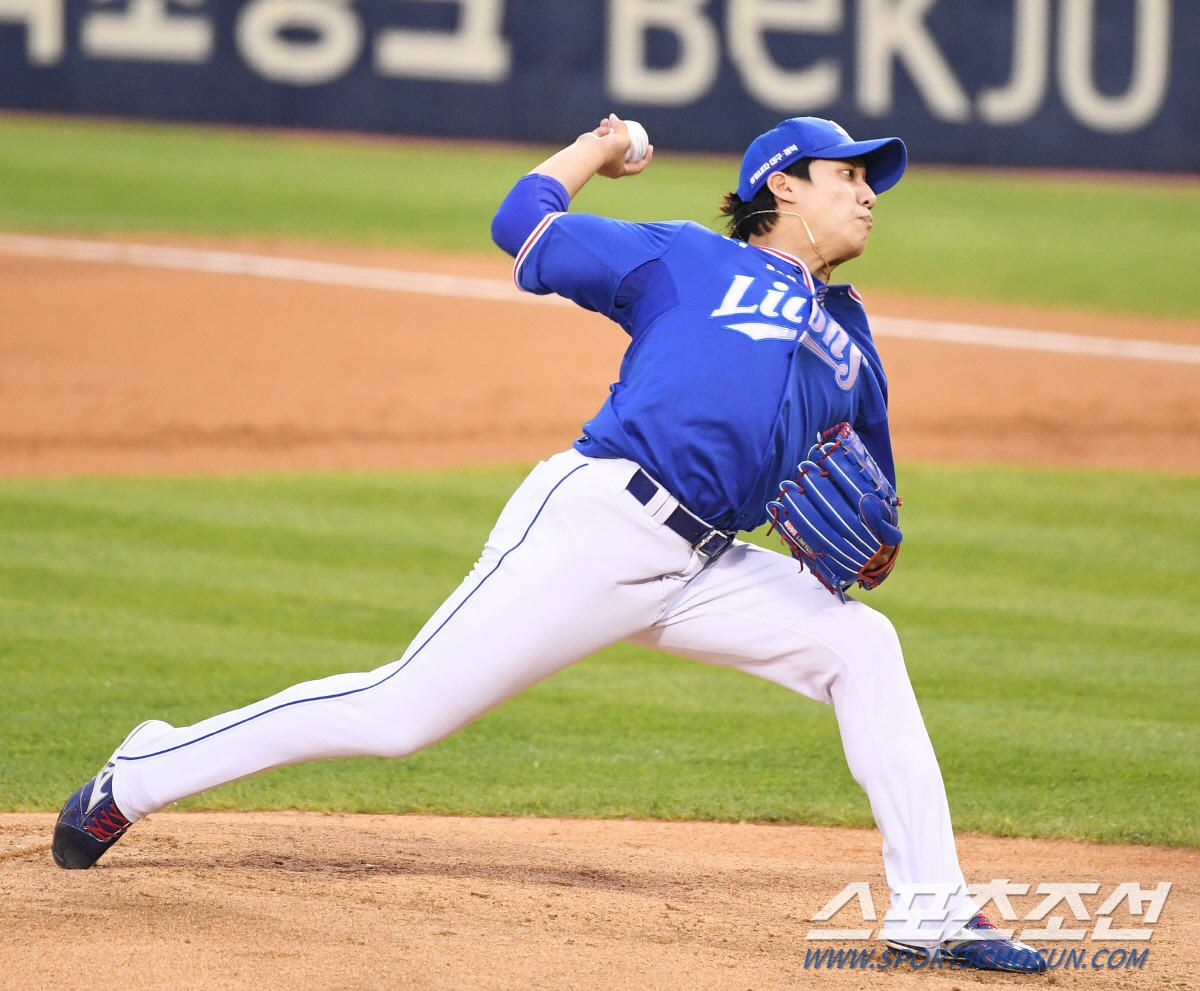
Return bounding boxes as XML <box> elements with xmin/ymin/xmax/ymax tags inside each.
<box><xmin>625</xmin><ymin>469</ymin><xmax>736</xmax><ymax>561</ymax></box>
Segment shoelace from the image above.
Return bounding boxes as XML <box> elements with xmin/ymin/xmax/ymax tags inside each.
<box><xmin>84</xmin><ymin>805</ymin><xmax>131</xmax><ymax>842</ymax></box>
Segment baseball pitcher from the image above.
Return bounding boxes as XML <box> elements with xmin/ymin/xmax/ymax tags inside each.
<box><xmin>52</xmin><ymin>115</ymin><xmax>1046</xmax><ymax>973</ymax></box>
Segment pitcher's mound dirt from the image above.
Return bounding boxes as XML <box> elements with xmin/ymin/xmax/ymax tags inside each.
<box><xmin>1</xmin><ymin>237</ymin><xmax>1198</xmax><ymax>476</ymax></box>
<box><xmin>2</xmin><ymin>812</ymin><xmax>1195</xmax><ymax>991</ymax></box>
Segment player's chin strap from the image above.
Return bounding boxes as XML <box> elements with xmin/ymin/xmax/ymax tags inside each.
<box><xmin>736</xmin><ymin>209</ymin><xmax>836</xmax><ymax>282</ymax></box>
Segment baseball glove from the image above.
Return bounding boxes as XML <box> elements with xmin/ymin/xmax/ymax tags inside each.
<box><xmin>767</xmin><ymin>422</ymin><xmax>902</xmax><ymax>599</ymax></box>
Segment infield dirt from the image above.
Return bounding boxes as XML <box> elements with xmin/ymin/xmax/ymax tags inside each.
<box><xmin>2</xmin><ymin>812</ymin><xmax>1196</xmax><ymax>991</ymax></box>
<box><xmin>2</xmin><ymin>237</ymin><xmax>1198</xmax><ymax>477</ymax></box>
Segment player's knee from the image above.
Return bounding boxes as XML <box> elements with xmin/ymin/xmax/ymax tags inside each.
<box><xmin>860</xmin><ymin>603</ymin><xmax>899</xmax><ymax>644</ymax></box>
<box><xmin>371</xmin><ymin>736</ymin><xmax>421</xmax><ymax>760</ymax></box>
<box><xmin>369</xmin><ymin>721</ymin><xmax>434</xmax><ymax>759</ymax></box>
<box><xmin>368</xmin><ymin>707</ymin><xmax>470</xmax><ymax>759</ymax></box>
<box><xmin>847</xmin><ymin>603</ymin><xmax>905</xmax><ymax>672</ymax></box>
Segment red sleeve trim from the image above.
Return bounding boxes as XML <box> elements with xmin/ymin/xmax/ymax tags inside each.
<box><xmin>512</xmin><ymin>212</ymin><xmax>566</xmax><ymax>290</ymax></box>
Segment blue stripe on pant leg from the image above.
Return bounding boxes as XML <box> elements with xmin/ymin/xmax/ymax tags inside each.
<box><xmin>118</xmin><ymin>462</ymin><xmax>590</xmax><ymax>763</ymax></box>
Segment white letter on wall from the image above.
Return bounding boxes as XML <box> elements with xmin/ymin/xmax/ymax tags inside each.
<box><xmin>83</xmin><ymin>0</ymin><xmax>212</xmax><ymax>63</ymax></box>
<box><xmin>237</xmin><ymin>0</ymin><xmax>363</xmax><ymax>85</ymax></box>
<box><xmin>1058</xmin><ymin>0</ymin><xmax>1172</xmax><ymax>133</ymax></box>
<box><xmin>977</xmin><ymin>0</ymin><xmax>1049</xmax><ymax>124</ymax></box>
<box><xmin>375</xmin><ymin>0</ymin><xmax>510</xmax><ymax>84</ymax></box>
<box><xmin>727</xmin><ymin>0</ymin><xmax>842</xmax><ymax>112</ymax></box>
<box><xmin>856</xmin><ymin>0</ymin><xmax>969</xmax><ymax>121</ymax></box>
<box><xmin>607</xmin><ymin>0</ymin><xmax>719</xmax><ymax>106</ymax></box>
<box><xmin>0</xmin><ymin>0</ymin><xmax>63</xmax><ymax>64</ymax></box>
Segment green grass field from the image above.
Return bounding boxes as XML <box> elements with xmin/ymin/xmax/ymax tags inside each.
<box><xmin>2</xmin><ymin>466</ymin><xmax>1197</xmax><ymax>846</ymax></box>
<box><xmin>2</xmin><ymin>114</ymin><xmax>1199</xmax><ymax>318</ymax></box>
<box><xmin>1</xmin><ymin>114</ymin><xmax>1197</xmax><ymax>848</ymax></box>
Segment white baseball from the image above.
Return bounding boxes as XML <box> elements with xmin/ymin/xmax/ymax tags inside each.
<box><xmin>623</xmin><ymin>119</ymin><xmax>649</xmax><ymax>163</ymax></box>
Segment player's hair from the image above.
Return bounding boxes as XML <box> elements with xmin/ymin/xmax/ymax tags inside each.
<box><xmin>720</xmin><ymin>158</ymin><xmax>813</xmax><ymax>242</ymax></box>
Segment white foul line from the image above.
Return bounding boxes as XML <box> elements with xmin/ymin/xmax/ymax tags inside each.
<box><xmin>3</xmin><ymin>233</ymin><xmax>1199</xmax><ymax>366</ymax></box>
<box><xmin>0</xmin><ymin>232</ymin><xmax>567</xmax><ymax>306</ymax></box>
<box><xmin>870</xmin><ymin>316</ymin><xmax>1200</xmax><ymax>364</ymax></box>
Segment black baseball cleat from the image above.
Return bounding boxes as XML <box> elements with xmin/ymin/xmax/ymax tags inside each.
<box><xmin>52</xmin><ymin>719</ymin><xmax>172</xmax><ymax>870</ymax></box>
<box><xmin>887</xmin><ymin>914</ymin><xmax>1049</xmax><ymax>973</ymax></box>
<box><xmin>52</xmin><ymin>759</ymin><xmax>131</xmax><ymax>869</ymax></box>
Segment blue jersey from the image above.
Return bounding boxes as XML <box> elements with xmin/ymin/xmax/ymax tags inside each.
<box><xmin>494</xmin><ymin>175</ymin><xmax>894</xmax><ymax>533</ymax></box>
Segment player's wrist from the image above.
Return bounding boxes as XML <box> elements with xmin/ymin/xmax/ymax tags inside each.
<box><xmin>573</xmin><ymin>132</ymin><xmax>623</xmax><ymax>174</ymax></box>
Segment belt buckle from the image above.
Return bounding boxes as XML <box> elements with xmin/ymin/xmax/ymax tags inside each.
<box><xmin>694</xmin><ymin>528</ymin><xmax>733</xmax><ymax>560</ymax></box>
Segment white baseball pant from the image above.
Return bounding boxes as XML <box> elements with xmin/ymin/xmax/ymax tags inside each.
<box><xmin>111</xmin><ymin>448</ymin><xmax>972</xmax><ymax>943</ymax></box>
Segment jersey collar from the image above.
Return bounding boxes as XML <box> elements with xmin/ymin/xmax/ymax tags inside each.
<box><xmin>751</xmin><ymin>244</ymin><xmax>815</xmax><ymax>293</ymax></box>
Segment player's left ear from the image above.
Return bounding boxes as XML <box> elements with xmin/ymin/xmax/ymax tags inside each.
<box><xmin>766</xmin><ymin>170</ymin><xmax>802</xmax><ymax>206</ymax></box>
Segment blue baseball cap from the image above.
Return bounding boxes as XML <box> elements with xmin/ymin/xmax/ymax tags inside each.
<box><xmin>737</xmin><ymin>117</ymin><xmax>907</xmax><ymax>201</ymax></box>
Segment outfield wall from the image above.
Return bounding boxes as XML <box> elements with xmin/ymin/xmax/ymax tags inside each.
<box><xmin>0</xmin><ymin>0</ymin><xmax>1195</xmax><ymax>171</ymax></box>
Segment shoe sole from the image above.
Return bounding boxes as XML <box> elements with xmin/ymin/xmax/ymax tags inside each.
<box><xmin>883</xmin><ymin>938</ymin><xmax>1047</xmax><ymax>974</ymax></box>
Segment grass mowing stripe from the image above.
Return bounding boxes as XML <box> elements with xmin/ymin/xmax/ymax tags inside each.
<box><xmin>0</xmin><ymin>532</ymin><xmax>454</xmax><ymax>608</ymax></box>
<box><xmin>0</xmin><ymin>595</ymin><xmax>395</xmax><ymax>667</ymax></box>
<box><xmin>925</xmin><ymin>699</ymin><xmax>1200</xmax><ymax>847</ymax></box>
<box><xmin>2</xmin><ymin>116</ymin><xmax>1198</xmax><ymax>319</ymax></box>
<box><xmin>1</xmin><ymin>464</ymin><xmax>1196</xmax><ymax>846</ymax></box>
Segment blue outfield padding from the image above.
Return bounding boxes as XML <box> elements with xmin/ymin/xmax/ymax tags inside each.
<box><xmin>0</xmin><ymin>0</ymin><xmax>1196</xmax><ymax>172</ymax></box>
